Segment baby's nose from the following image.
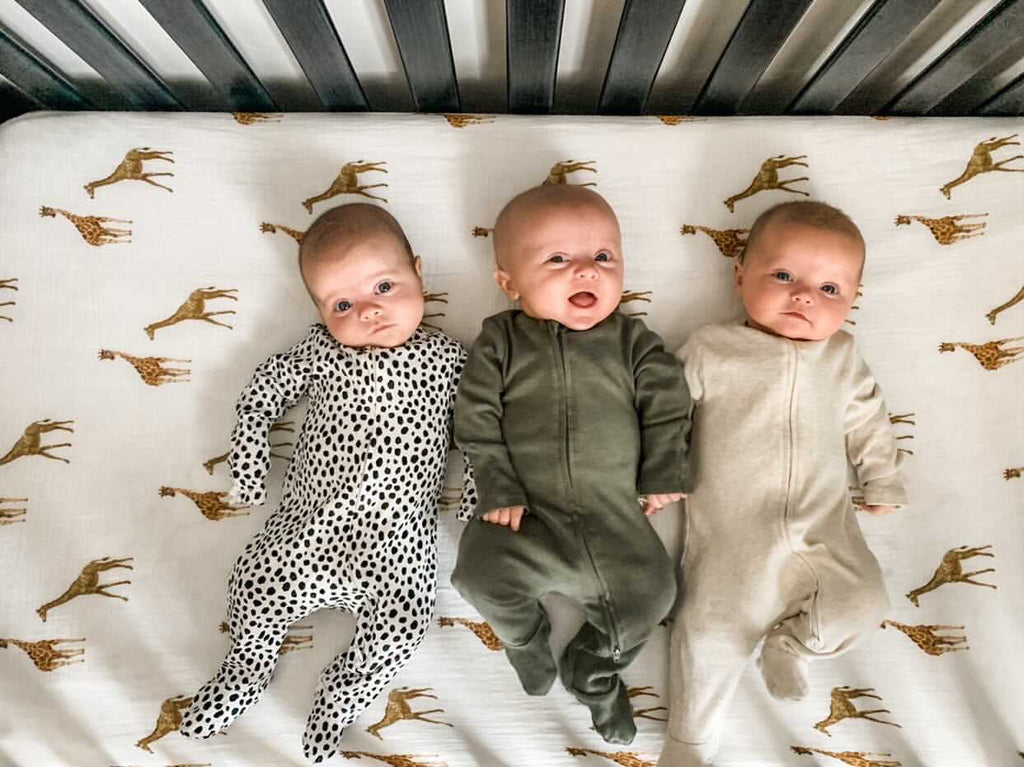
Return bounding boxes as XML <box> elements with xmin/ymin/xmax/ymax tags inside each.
<box><xmin>360</xmin><ymin>304</ymin><xmax>384</xmax><ymax>320</ymax></box>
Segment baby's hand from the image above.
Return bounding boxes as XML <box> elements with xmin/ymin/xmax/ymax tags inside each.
<box><xmin>860</xmin><ymin>504</ymin><xmax>897</xmax><ymax>516</ymax></box>
<box><xmin>482</xmin><ymin>506</ymin><xmax>526</xmax><ymax>532</ymax></box>
<box><xmin>641</xmin><ymin>493</ymin><xmax>686</xmax><ymax>516</ymax></box>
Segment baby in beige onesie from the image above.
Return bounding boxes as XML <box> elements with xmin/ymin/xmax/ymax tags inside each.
<box><xmin>659</xmin><ymin>201</ymin><xmax>907</xmax><ymax>767</ymax></box>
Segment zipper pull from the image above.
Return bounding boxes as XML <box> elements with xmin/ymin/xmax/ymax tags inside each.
<box><xmin>613</xmin><ymin>645</ymin><xmax>621</xmax><ymax>663</ymax></box>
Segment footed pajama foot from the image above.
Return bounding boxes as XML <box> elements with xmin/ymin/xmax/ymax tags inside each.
<box><xmin>587</xmin><ymin>681</ymin><xmax>637</xmax><ymax>744</ymax></box>
<box><xmin>757</xmin><ymin>639</ymin><xmax>808</xmax><ymax>701</ymax></box>
<box><xmin>179</xmin><ymin>674</ymin><xmax>270</xmax><ymax>738</ymax></box>
<box><xmin>505</xmin><ymin>617</ymin><xmax>557</xmax><ymax>696</ymax></box>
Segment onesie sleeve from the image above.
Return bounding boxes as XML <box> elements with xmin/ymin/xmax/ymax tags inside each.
<box><xmin>229</xmin><ymin>325</ymin><xmax>322</xmax><ymax>506</ymax></box>
<box><xmin>454</xmin><ymin>316</ymin><xmax>529</xmax><ymax>516</ymax></box>
<box><xmin>844</xmin><ymin>344</ymin><xmax>908</xmax><ymax>508</ymax></box>
<box><xmin>448</xmin><ymin>342</ymin><xmax>479</xmax><ymax>521</ymax></box>
<box><xmin>674</xmin><ymin>332</ymin><xmax>705</xmax><ymax>404</ymax></box>
<box><xmin>630</xmin><ymin>318</ymin><xmax>694</xmax><ymax>495</ymax></box>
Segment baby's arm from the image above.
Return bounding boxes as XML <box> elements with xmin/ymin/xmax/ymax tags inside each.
<box><xmin>844</xmin><ymin>347</ymin><xmax>907</xmax><ymax>515</ymax></box>
<box><xmin>630</xmin><ymin>319</ymin><xmax>694</xmax><ymax>512</ymax></box>
<box><xmin>454</xmin><ymin>317</ymin><xmax>528</xmax><ymax>528</ymax></box>
<box><xmin>228</xmin><ymin>326</ymin><xmax>321</xmax><ymax>506</ymax></box>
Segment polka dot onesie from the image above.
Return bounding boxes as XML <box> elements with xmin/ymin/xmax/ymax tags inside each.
<box><xmin>178</xmin><ymin>324</ymin><xmax>476</xmax><ymax>763</ymax></box>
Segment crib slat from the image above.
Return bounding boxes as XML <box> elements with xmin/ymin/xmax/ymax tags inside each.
<box><xmin>693</xmin><ymin>0</ymin><xmax>814</xmax><ymax>114</ymax></box>
<box><xmin>508</xmin><ymin>0</ymin><xmax>564</xmax><ymax>113</ymax></box>
<box><xmin>598</xmin><ymin>0</ymin><xmax>687</xmax><ymax>115</ymax></box>
<box><xmin>977</xmin><ymin>71</ymin><xmax>1024</xmax><ymax>116</ymax></box>
<box><xmin>13</xmin><ymin>0</ymin><xmax>180</xmax><ymax>109</ymax></box>
<box><xmin>0</xmin><ymin>22</ymin><xmax>90</xmax><ymax>110</ymax></box>
<box><xmin>887</xmin><ymin>0</ymin><xmax>1024</xmax><ymax>115</ymax></box>
<box><xmin>382</xmin><ymin>0</ymin><xmax>459</xmax><ymax>112</ymax></box>
<box><xmin>789</xmin><ymin>0</ymin><xmax>940</xmax><ymax>114</ymax></box>
<box><xmin>0</xmin><ymin>77</ymin><xmax>40</xmax><ymax>122</ymax></box>
<box><xmin>262</xmin><ymin>0</ymin><xmax>367</xmax><ymax>110</ymax></box>
<box><xmin>139</xmin><ymin>0</ymin><xmax>276</xmax><ymax>111</ymax></box>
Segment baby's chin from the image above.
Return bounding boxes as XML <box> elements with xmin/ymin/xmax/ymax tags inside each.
<box><xmin>327</xmin><ymin>322</ymin><xmax>420</xmax><ymax>349</ymax></box>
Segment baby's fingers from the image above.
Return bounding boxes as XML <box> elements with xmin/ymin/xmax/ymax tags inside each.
<box><xmin>509</xmin><ymin>508</ymin><xmax>524</xmax><ymax>532</ymax></box>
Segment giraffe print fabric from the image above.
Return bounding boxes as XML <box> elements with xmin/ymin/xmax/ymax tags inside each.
<box><xmin>0</xmin><ymin>112</ymin><xmax>1021</xmax><ymax>766</ymax></box>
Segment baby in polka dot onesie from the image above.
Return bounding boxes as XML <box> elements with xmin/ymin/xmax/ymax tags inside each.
<box><xmin>178</xmin><ymin>203</ymin><xmax>475</xmax><ymax>763</ymax></box>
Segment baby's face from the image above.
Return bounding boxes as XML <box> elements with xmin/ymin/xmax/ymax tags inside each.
<box><xmin>494</xmin><ymin>200</ymin><xmax>624</xmax><ymax>331</ymax></box>
<box><xmin>736</xmin><ymin>220</ymin><xmax>862</xmax><ymax>341</ymax></box>
<box><xmin>303</xmin><ymin>232</ymin><xmax>424</xmax><ymax>348</ymax></box>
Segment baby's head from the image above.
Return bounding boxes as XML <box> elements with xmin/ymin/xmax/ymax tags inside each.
<box><xmin>492</xmin><ymin>185</ymin><xmax>624</xmax><ymax>331</ymax></box>
<box><xmin>299</xmin><ymin>203</ymin><xmax>424</xmax><ymax>348</ymax></box>
<box><xmin>735</xmin><ymin>201</ymin><xmax>864</xmax><ymax>341</ymax></box>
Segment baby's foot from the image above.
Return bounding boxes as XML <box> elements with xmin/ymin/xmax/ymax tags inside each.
<box><xmin>589</xmin><ymin>683</ymin><xmax>637</xmax><ymax>745</ymax></box>
<box><xmin>757</xmin><ymin>640</ymin><xmax>808</xmax><ymax>701</ymax></box>
<box><xmin>504</xmin><ymin>616</ymin><xmax>556</xmax><ymax>695</ymax></box>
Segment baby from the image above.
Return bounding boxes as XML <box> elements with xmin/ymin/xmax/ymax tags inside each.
<box><xmin>659</xmin><ymin>201</ymin><xmax>906</xmax><ymax>766</ymax></box>
<box><xmin>178</xmin><ymin>203</ymin><xmax>475</xmax><ymax>763</ymax></box>
<box><xmin>452</xmin><ymin>184</ymin><xmax>692</xmax><ymax>744</ymax></box>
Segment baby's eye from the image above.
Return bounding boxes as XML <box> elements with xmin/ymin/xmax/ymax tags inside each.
<box><xmin>548</xmin><ymin>254</ymin><xmax>566</xmax><ymax>263</ymax></box>
<box><xmin>773</xmin><ymin>271</ymin><xmax>793</xmax><ymax>282</ymax></box>
<box><xmin>335</xmin><ymin>300</ymin><xmax>352</xmax><ymax>313</ymax></box>
<box><xmin>376</xmin><ymin>281</ymin><xmax>393</xmax><ymax>294</ymax></box>
<box><xmin>595</xmin><ymin>252</ymin><xmax>611</xmax><ymax>262</ymax></box>
<box><xmin>821</xmin><ymin>283</ymin><xmax>839</xmax><ymax>296</ymax></box>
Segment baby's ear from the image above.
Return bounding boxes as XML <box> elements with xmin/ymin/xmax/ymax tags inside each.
<box><xmin>493</xmin><ymin>268</ymin><xmax>519</xmax><ymax>301</ymax></box>
<box><xmin>733</xmin><ymin>260</ymin><xmax>744</xmax><ymax>295</ymax></box>
<box><xmin>412</xmin><ymin>255</ymin><xmax>423</xmax><ymax>278</ymax></box>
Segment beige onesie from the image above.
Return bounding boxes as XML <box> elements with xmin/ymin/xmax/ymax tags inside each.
<box><xmin>659</xmin><ymin>322</ymin><xmax>907</xmax><ymax>767</ymax></box>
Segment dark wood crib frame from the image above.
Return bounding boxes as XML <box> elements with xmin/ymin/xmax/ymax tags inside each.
<box><xmin>0</xmin><ymin>0</ymin><xmax>1022</xmax><ymax>124</ymax></box>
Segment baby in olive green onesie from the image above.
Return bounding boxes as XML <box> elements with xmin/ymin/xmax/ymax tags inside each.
<box><xmin>451</xmin><ymin>184</ymin><xmax>693</xmax><ymax>744</ymax></box>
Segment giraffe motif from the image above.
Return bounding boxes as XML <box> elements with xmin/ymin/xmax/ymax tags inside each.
<box><xmin>657</xmin><ymin>116</ymin><xmax>704</xmax><ymax>125</ymax></box>
<box><xmin>619</xmin><ymin>290</ymin><xmax>652</xmax><ymax>317</ymax></box>
<box><xmin>987</xmin><ymin>284</ymin><xmax>1024</xmax><ymax>325</ymax></box>
<box><xmin>0</xmin><ymin>636</ymin><xmax>84</xmax><ymax>671</ymax></box>
<box><xmin>0</xmin><ymin>418</ymin><xmax>74</xmax><ymax>466</ymax></box>
<box><xmin>233</xmin><ymin>111</ymin><xmax>282</xmax><ymax>125</ymax></box>
<box><xmin>0</xmin><ymin>496</ymin><xmax>27</xmax><ymax>526</ymax></box>
<box><xmin>303</xmin><ymin>160</ymin><xmax>389</xmax><ymax>212</ymax></box>
<box><xmin>813</xmin><ymin>686</ymin><xmax>902</xmax><ymax>736</ymax></box>
<box><xmin>471</xmin><ymin>226</ymin><xmax>493</xmax><ymax>238</ymax></box>
<box><xmin>791</xmin><ymin>746</ymin><xmax>901</xmax><ymax>767</ymax></box>
<box><xmin>98</xmin><ymin>349</ymin><xmax>191</xmax><ymax>386</ymax></box>
<box><xmin>437</xmin><ymin>486</ymin><xmax>461</xmax><ymax>513</ymax></box>
<box><xmin>679</xmin><ymin>224</ymin><xmax>749</xmax><ymax>258</ymax></box>
<box><xmin>260</xmin><ymin>221</ymin><xmax>306</xmax><ymax>244</ymax></box>
<box><xmin>893</xmin><ymin>213</ymin><xmax>987</xmax><ymax>245</ymax></box>
<box><xmin>442</xmin><ymin>114</ymin><xmax>495</xmax><ymax>129</ymax></box>
<box><xmin>39</xmin><ymin>206</ymin><xmax>131</xmax><ymax>246</ymax></box>
<box><xmin>218</xmin><ymin>620</ymin><xmax>313</xmax><ymax>654</ymax></box>
<box><xmin>566</xmin><ymin>746</ymin><xmax>656</xmax><ymax>767</ymax></box>
<box><xmin>366</xmin><ymin>687</ymin><xmax>453</xmax><ymax>739</ymax></box>
<box><xmin>203</xmin><ymin>421</ymin><xmax>295</xmax><ymax>474</ymax></box>
<box><xmin>627</xmin><ymin>686</ymin><xmax>667</xmax><ymax>722</ymax></box>
<box><xmin>1004</xmin><ymin>465</ymin><xmax>1023</xmax><ymax>480</ymax></box>
<box><xmin>544</xmin><ymin>160</ymin><xmax>597</xmax><ymax>186</ymax></box>
<box><xmin>158</xmin><ymin>486</ymin><xmax>249</xmax><ymax>521</ymax></box>
<box><xmin>136</xmin><ymin>695</ymin><xmax>192</xmax><ymax>752</ymax></box>
<box><xmin>0</xmin><ymin>277</ymin><xmax>17</xmax><ymax>322</ymax></box>
<box><xmin>938</xmin><ymin>336</ymin><xmax>1024</xmax><ymax>371</ymax></box>
<box><xmin>436</xmin><ymin>617</ymin><xmax>502</xmax><ymax>650</ymax></box>
<box><xmin>906</xmin><ymin>545</ymin><xmax>996</xmax><ymax>606</ymax></box>
<box><xmin>724</xmin><ymin>155</ymin><xmax>809</xmax><ymax>212</ymax></box>
<box><xmin>889</xmin><ymin>411</ymin><xmax>915</xmax><ymax>456</ymax></box>
<box><xmin>421</xmin><ymin>290</ymin><xmax>449</xmax><ymax>330</ymax></box>
<box><xmin>880</xmin><ymin>619</ymin><xmax>968</xmax><ymax>656</ymax></box>
<box><xmin>144</xmin><ymin>286</ymin><xmax>237</xmax><ymax>340</ymax></box>
<box><xmin>37</xmin><ymin>556</ymin><xmax>133</xmax><ymax>621</ymax></box>
<box><xmin>84</xmin><ymin>148</ymin><xmax>174</xmax><ymax>198</ymax></box>
<box><xmin>340</xmin><ymin>752</ymin><xmax>447</xmax><ymax>767</ymax></box>
<box><xmin>940</xmin><ymin>134</ymin><xmax>1024</xmax><ymax>199</ymax></box>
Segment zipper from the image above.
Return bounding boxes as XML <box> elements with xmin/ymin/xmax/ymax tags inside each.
<box><xmin>578</xmin><ymin>521</ymin><xmax>623</xmax><ymax>662</ymax></box>
<box><xmin>555</xmin><ymin>325</ymin><xmax>574</xmax><ymax>492</ymax></box>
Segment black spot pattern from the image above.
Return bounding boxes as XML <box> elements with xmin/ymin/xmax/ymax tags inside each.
<box><xmin>178</xmin><ymin>325</ymin><xmax>475</xmax><ymax>763</ymax></box>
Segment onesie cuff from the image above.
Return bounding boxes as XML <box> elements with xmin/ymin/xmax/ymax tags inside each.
<box><xmin>860</xmin><ymin>473</ymin><xmax>907</xmax><ymax>508</ymax></box>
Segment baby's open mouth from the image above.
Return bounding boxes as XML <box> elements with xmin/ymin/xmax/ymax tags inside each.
<box><xmin>569</xmin><ymin>291</ymin><xmax>597</xmax><ymax>308</ymax></box>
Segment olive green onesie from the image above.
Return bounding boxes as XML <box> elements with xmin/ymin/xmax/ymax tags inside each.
<box><xmin>451</xmin><ymin>310</ymin><xmax>692</xmax><ymax>744</ymax></box>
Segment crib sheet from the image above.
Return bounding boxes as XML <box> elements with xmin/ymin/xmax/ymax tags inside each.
<box><xmin>0</xmin><ymin>111</ymin><xmax>1022</xmax><ymax>767</ymax></box>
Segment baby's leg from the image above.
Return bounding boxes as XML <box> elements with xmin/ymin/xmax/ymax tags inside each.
<box><xmin>179</xmin><ymin>533</ymin><xmax>322</xmax><ymax>739</ymax></box>
<box><xmin>303</xmin><ymin>574</ymin><xmax>434</xmax><ymax>763</ymax></box>
<box><xmin>563</xmin><ymin>536</ymin><xmax>676</xmax><ymax>745</ymax></box>
<box><xmin>450</xmin><ymin>516</ymin><xmax>563</xmax><ymax>696</ymax></box>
